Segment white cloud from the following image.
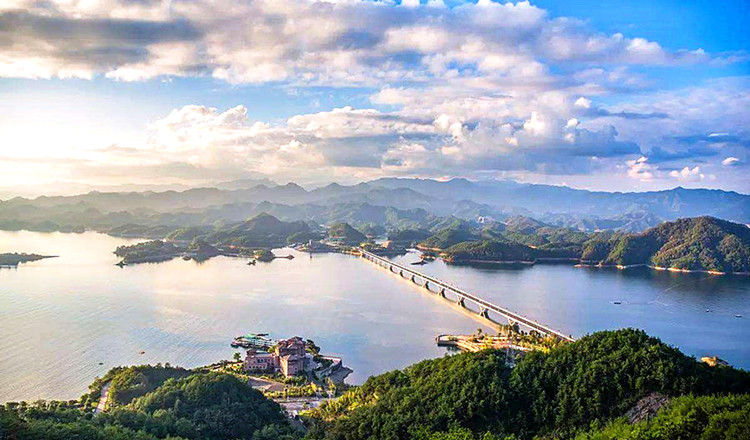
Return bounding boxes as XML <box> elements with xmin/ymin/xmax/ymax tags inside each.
<box><xmin>574</xmin><ymin>97</ymin><xmax>592</xmax><ymax>109</ymax></box>
<box><xmin>626</xmin><ymin>156</ymin><xmax>654</xmax><ymax>181</ymax></box>
<box><xmin>669</xmin><ymin>166</ymin><xmax>706</xmax><ymax>181</ymax></box>
<box><xmin>0</xmin><ymin>0</ymin><xmax>731</xmax><ymax>84</ymax></box>
<box><xmin>0</xmin><ymin>0</ymin><xmax>747</xmax><ymax>191</ymax></box>
<box><xmin>722</xmin><ymin>157</ymin><xmax>741</xmax><ymax>166</ymax></box>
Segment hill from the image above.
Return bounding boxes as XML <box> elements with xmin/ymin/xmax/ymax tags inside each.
<box><xmin>327</xmin><ymin>222</ymin><xmax>367</xmax><ymax>245</ymax></box>
<box><xmin>1</xmin><ymin>179</ymin><xmax>747</xmax><ymax>238</ymax></box>
<box><xmin>419</xmin><ymin>220</ymin><xmax>479</xmax><ymax>249</ymax></box>
<box><xmin>306</xmin><ymin>329</ymin><xmax>750</xmax><ymax>440</ymax></box>
<box><xmin>443</xmin><ymin>240</ymin><xmax>536</xmax><ymax>264</ymax></box>
<box><xmin>585</xmin><ymin>216</ymin><xmax>750</xmax><ymax>273</ymax></box>
<box><xmin>2</xmin><ymin>369</ymin><xmax>298</xmax><ymax>440</ymax></box>
<box><xmin>2</xmin><ymin>330</ymin><xmax>749</xmax><ymax>439</ymax></box>
<box><xmin>204</xmin><ymin>212</ymin><xmax>310</xmax><ymax>248</ymax></box>
<box><xmin>576</xmin><ymin>393</ymin><xmax>750</xmax><ymax>440</ymax></box>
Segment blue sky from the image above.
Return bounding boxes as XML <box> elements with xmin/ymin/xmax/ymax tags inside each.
<box><xmin>0</xmin><ymin>0</ymin><xmax>748</xmax><ymax>193</ymax></box>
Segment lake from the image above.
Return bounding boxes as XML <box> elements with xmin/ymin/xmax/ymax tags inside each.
<box><xmin>1</xmin><ymin>230</ymin><xmax>749</xmax><ymax>402</ymax></box>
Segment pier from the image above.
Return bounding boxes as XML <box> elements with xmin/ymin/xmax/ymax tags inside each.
<box><xmin>360</xmin><ymin>250</ymin><xmax>575</xmax><ymax>342</ymax></box>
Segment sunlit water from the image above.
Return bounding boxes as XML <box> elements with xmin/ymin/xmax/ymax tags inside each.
<box><xmin>1</xmin><ymin>231</ymin><xmax>749</xmax><ymax>402</ymax></box>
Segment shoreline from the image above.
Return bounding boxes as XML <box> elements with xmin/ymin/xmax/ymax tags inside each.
<box><xmin>576</xmin><ymin>261</ymin><xmax>749</xmax><ymax>276</ymax></box>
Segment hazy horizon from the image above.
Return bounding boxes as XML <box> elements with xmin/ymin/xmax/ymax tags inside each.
<box><xmin>3</xmin><ymin>175</ymin><xmax>750</xmax><ymax>201</ymax></box>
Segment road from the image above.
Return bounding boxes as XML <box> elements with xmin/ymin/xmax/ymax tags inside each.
<box><xmin>94</xmin><ymin>381</ymin><xmax>111</xmax><ymax>415</ymax></box>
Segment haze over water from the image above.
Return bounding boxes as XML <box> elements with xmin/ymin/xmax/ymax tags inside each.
<box><xmin>1</xmin><ymin>230</ymin><xmax>749</xmax><ymax>403</ymax></box>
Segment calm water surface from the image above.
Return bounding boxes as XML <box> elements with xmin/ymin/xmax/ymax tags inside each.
<box><xmin>1</xmin><ymin>231</ymin><xmax>749</xmax><ymax>402</ymax></box>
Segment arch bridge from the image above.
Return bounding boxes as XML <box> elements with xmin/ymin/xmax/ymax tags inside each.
<box><xmin>360</xmin><ymin>250</ymin><xmax>575</xmax><ymax>342</ymax></box>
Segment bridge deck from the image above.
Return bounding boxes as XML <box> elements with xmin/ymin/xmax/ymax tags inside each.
<box><xmin>361</xmin><ymin>250</ymin><xmax>574</xmax><ymax>342</ymax></box>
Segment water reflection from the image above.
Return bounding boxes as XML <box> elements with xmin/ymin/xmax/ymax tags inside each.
<box><xmin>0</xmin><ymin>231</ymin><xmax>487</xmax><ymax>402</ymax></box>
<box><xmin>1</xmin><ymin>232</ymin><xmax>748</xmax><ymax>404</ymax></box>
<box><xmin>391</xmin><ymin>251</ymin><xmax>750</xmax><ymax>371</ymax></box>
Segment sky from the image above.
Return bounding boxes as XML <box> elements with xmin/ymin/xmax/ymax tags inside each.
<box><xmin>0</xmin><ymin>0</ymin><xmax>748</xmax><ymax>194</ymax></box>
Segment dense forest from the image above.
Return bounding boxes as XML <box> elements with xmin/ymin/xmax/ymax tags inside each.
<box><xmin>3</xmin><ymin>330</ymin><xmax>748</xmax><ymax>440</ymax></box>
<box><xmin>327</xmin><ymin>222</ymin><xmax>367</xmax><ymax>245</ymax></box>
<box><xmin>591</xmin><ymin>216</ymin><xmax>750</xmax><ymax>273</ymax></box>
<box><xmin>305</xmin><ymin>329</ymin><xmax>750</xmax><ymax>440</ymax></box>
<box><xmin>431</xmin><ymin>216</ymin><xmax>750</xmax><ymax>273</ymax></box>
<box><xmin>2</xmin><ymin>367</ymin><xmax>299</xmax><ymax>440</ymax></box>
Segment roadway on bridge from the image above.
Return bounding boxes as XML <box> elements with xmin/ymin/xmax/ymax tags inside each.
<box><xmin>360</xmin><ymin>250</ymin><xmax>574</xmax><ymax>342</ymax></box>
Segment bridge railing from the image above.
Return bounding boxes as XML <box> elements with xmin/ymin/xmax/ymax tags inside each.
<box><xmin>360</xmin><ymin>250</ymin><xmax>574</xmax><ymax>342</ymax></box>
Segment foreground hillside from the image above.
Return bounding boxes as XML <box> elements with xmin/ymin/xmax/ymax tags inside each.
<box><xmin>2</xmin><ymin>330</ymin><xmax>749</xmax><ymax>439</ymax></box>
<box><xmin>1</xmin><ymin>366</ymin><xmax>299</xmax><ymax>440</ymax></box>
<box><xmin>305</xmin><ymin>329</ymin><xmax>750</xmax><ymax>440</ymax></box>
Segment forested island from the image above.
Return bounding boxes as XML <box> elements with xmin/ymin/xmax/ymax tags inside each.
<box><xmin>107</xmin><ymin>214</ymin><xmax>750</xmax><ymax>274</ymax></box>
<box><xmin>424</xmin><ymin>216</ymin><xmax>750</xmax><ymax>274</ymax></box>
<box><xmin>2</xmin><ymin>329</ymin><xmax>748</xmax><ymax>439</ymax></box>
<box><xmin>113</xmin><ymin>214</ymin><xmax>313</xmax><ymax>265</ymax></box>
<box><xmin>0</xmin><ymin>252</ymin><xmax>56</xmax><ymax>267</ymax></box>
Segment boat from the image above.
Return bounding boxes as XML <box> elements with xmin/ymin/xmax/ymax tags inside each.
<box><xmin>736</xmin><ymin>314</ymin><xmax>743</xmax><ymax>318</ymax></box>
<box><xmin>411</xmin><ymin>260</ymin><xmax>427</xmax><ymax>265</ymax></box>
<box><xmin>613</xmin><ymin>301</ymin><xmax>622</xmax><ymax>305</ymax></box>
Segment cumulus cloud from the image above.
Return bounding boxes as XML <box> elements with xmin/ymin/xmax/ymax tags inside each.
<box><xmin>626</xmin><ymin>156</ymin><xmax>655</xmax><ymax>181</ymax></box>
<box><xmin>0</xmin><ymin>0</ymin><xmax>747</xmax><ymax>191</ymax></box>
<box><xmin>0</xmin><ymin>0</ymin><xmax>735</xmax><ymax>83</ymax></box>
<box><xmin>669</xmin><ymin>165</ymin><xmax>708</xmax><ymax>182</ymax></box>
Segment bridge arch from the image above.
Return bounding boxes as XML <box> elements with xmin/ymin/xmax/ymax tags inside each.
<box><xmin>359</xmin><ymin>250</ymin><xmax>574</xmax><ymax>342</ymax></box>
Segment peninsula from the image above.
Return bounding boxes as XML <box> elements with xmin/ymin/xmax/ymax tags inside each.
<box><xmin>426</xmin><ymin>216</ymin><xmax>750</xmax><ymax>275</ymax></box>
<box><xmin>0</xmin><ymin>252</ymin><xmax>56</xmax><ymax>267</ymax></box>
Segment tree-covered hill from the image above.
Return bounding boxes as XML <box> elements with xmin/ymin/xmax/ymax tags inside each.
<box><xmin>387</xmin><ymin>228</ymin><xmax>433</xmax><ymax>245</ymax></box>
<box><xmin>443</xmin><ymin>240</ymin><xmax>536</xmax><ymax>264</ymax></box>
<box><xmin>306</xmin><ymin>329</ymin><xmax>750</xmax><ymax>440</ymax></box>
<box><xmin>2</xmin><ymin>370</ymin><xmax>299</xmax><ymax>440</ymax></box>
<box><xmin>2</xmin><ymin>330</ymin><xmax>749</xmax><ymax>439</ymax></box>
<box><xmin>429</xmin><ymin>216</ymin><xmax>749</xmax><ymax>273</ymax></box>
<box><xmin>419</xmin><ymin>220</ymin><xmax>479</xmax><ymax>249</ymax></box>
<box><xmin>204</xmin><ymin>213</ymin><xmax>311</xmax><ymax>248</ymax></box>
<box><xmin>575</xmin><ymin>394</ymin><xmax>750</xmax><ymax>440</ymax></box>
<box><xmin>327</xmin><ymin>222</ymin><xmax>367</xmax><ymax>245</ymax></box>
<box><xmin>585</xmin><ymin>216</ymin><xmax>750</xmax><ymax>273</ymax></box>
<box><xmin>85</xmin><ymin>364</ymin><xmax>193</xmax><ymax>408</ymax></box>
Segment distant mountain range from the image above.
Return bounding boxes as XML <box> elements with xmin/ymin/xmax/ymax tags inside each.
<box><xmin>0</xmin><ymin>178</ymin><xmax>747</xmax><ymax>236</ymax></box>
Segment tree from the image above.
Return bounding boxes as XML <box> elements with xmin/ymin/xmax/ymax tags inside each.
<box><xmin>233</xmin><ymin>352</ymin><xmax>242</xmax><ymax>362</ymax></box>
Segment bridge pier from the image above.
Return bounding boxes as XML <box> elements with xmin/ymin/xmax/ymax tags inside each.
<box><xmin>358</xmin><ymin>250</ymin><xmax>574</xmax><ymax>343</ymax></box>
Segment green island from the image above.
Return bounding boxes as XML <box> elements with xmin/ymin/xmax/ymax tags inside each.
<box><xmin>0</xmin><ymin>252</ymin><xmax>56</xmax><ymax>267</ymax></box>
<box><xmin>429</xmin><ymin>216</ymin><xmax>750</xmax><ymax>274</ymax></box>
<box><xmin>109</xmin><ymin>214</ymin><xmax>750</xmax><ymax>275</ymax></box>
<box><xmin>2</xmin><ymin>329</ymin><xmax>749</xmax><ymax>440</ymax></box>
